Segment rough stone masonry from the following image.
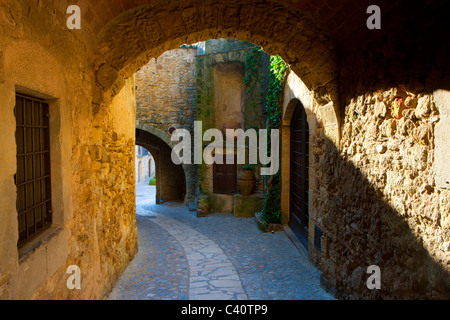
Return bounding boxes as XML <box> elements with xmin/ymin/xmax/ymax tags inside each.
<box><xmin>0</xmin><ymin>0</ymin><xmax>448</xmax><ymax>300</ymax></box>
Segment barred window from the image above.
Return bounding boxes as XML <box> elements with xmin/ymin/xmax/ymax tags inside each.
<box><xmin>15</xmin><ymin>94</ymin><xmax>52</xmax><ymax>247</ymax></box>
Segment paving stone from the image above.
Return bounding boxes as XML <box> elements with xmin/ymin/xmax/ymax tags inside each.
<box><xmin>209</xmin><ymin>279</ymin><xmax>243</xmax><ymax>288</ymax></box>
<box><xmin>107</xmin><ymin>183</ymin><xmax>335</xmax><ymax>300</ymax></box>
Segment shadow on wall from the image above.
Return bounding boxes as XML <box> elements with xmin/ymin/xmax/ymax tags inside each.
<box><xmin>318</xmin><ymin>134</ymin><xmax>449</xmax><ymax>299</ymax></box>
<box><xmin>136</xmin><ymin>128</ymin><xmax>186</xmax><ymax>204</ymax></box>
<box><xmin>315</xmin><ymin>13</ymin><xmax>450</xmax><ymax>299</ymax></box>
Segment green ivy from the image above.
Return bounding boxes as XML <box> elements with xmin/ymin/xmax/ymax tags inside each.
<box><xmin>266</xmin><ymin>55</ymin><xmax>287</xmax><ymax>133</ymax></box>
<box><xmin>244</xmin><ymin>46</ymin><xmax>261</xmax><ymax>88</ymax></box>
<box><xmin>261</xmin><ymin>55</ymin><xmax>288</xmax><ymax>227</ymax></box>
<box><xmin>243</xmin><ymin>46</ymin><xmax>265</xmax><ymax>129</ymax></box>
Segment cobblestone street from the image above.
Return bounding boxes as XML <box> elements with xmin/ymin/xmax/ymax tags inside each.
<box><xmin>106</xmin><ymin>182</ymin><xmax>335</xmax><ymax>300</ymax></box>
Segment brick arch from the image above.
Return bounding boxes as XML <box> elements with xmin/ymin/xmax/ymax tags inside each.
<box><xmin>92</xmin><ymin>0</ymin><xmax>339</xmax><ymax>116</ymax></box>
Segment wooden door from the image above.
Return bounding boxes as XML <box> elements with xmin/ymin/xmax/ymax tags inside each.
<box><xmin>289</xmin><ymin>101</ymin><xmax>309</xmax><ymax>250</ymax></box>
<box><xmin>213</xmin><ymin>156</ymin><xmax>237</xmax><ymax>195</ymax></box>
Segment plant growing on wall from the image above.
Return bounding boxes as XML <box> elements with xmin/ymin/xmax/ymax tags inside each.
<box><xmin>243</xmin><ymin>46</ymin><xmax>265</xmax><ymax>129</ymax></box>
<box><xmin>260</xmin><ymin>55</ymin><xmax>288</xmax><ymax>228</ymax></box>
<box><xmin>242</xmin><ymin>164</ymin><xmax>256</xmax><ymax>171</ymax></box>
<box><xmin>244</xmin><ymin>46</ymin><xmax>261</xmax><ymax>89</ymax></box>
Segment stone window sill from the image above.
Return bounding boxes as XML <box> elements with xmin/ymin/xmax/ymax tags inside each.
<box><xmin>18</xmin><ymin>226</ymin><xmax>64</xmax><ymax>263</ymax></box>
<box><xmin>13</xmin><ymin>226</ymin><xmax>68</xmax><ymax>299</ymax></box>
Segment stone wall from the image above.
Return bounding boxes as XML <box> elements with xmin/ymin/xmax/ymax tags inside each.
<box><xmin>0</xmin><ymin>0</ymin><xmax>138</xmax><ymax>299</ymax></box>
<box><xmin>317</xmin><ymin>17</ymin><xmax>450</xmax><ymax>299</ymax></box>
<box><xmin>196</xmin><ymin>41</ymin><xmax>268</xmax><ymax>198</ymax></box>
<box><xmin>1</xmin><ymin>0</ymin><xmax>448</xmax><ymax>301</ymax></box>
<box><xmin>135</xmin><ymin>47</ymin><xmax>197</xmax><ymax>205</ymax></box>
<box><xmin>135</xmin><ymin>47</ymin><xmax>197</xmax><ymax>134</ymax></box>
<box><xmin>31</xmin><ymin>78</ymin><xmax>138</xmax><ymax>299</ymax></box>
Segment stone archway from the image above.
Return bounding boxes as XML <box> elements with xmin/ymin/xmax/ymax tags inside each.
<box><xmin>136</xmin><ymin>125</ymin><xmax>197</xmax><ymax>207</ymax></box>
<box><xmin>85</xmin><ymin>1</ymin><xmax>342</xmax><ymax>299</ymax></box>
<box><xmin>90</xmin><ymin>0</ymin><xmax>340</xmax><ymax>120</ymax></box>
<box><xmin>281</xmin><ymin>72</ymin><xmax>327</xmax><ymax>260</ymax></box>
<box><xmin>3</xmin><ymin>0</ymin><xmax>448</xmax><ymax>301</ymax></box>
<box><xmin>136</xmin><ymin>128</ymin><xmax>187</xmax><ymax>204</ymax></box>
<box><xmin>89</xmin><ymin>0</ymin><xmax>342</xmax><ymax>239</ymax></box>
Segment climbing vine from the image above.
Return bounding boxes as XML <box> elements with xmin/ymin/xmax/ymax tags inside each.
<box><xmin>261</xmin><ymin>55</ymin><xmax>288</xmax><ymax>227</ymax></box>
<box><xmin>243</xmin><ymin>45</ymin><xmax>265</xmax><ymax>129</ymax></box>
<box><xmin>244</xmin><ymin>46</ymin><xmax>262</xmax><ymax>91</ymax></box>
<box><xmin>266</xmin><ymin>55</ymin><xmax>288</xmax><ymax>132</ymax></box>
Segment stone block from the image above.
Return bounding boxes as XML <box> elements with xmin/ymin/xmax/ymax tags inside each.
<box><xmin>254</xmin><ymin>212</ymin><xmax>284</xmax><ymax>233</ymax></box>
<box><xmin>434</xmin><ymin>89</ymin><xmax>450</xmax><ymax>189</ymax></box>
<box><xmin>210</xmin><ymin>193</ymin><xmax>234</xmax><ymax>213</ymax></box>
<box><xmin>415</xmin><ymin>95</ymin><xmax>431</xmax><ymax>119</ymax></box>
<box><xmin>233</xmin><ymin>194</ymin><xmax>265</xmax><ymax>218</ymax></box>
<box><xmin>375</xmin><ymin>101</ymin><xmax>389</xmax><ymax>118</ymax></box>
<box><xmin>13</xmin><ymin>244</ymin><xmax>47</xmax><ymax>300</ymax></box>
<box><xmin>402</xmin><ymin>144</ymin><xmax>428</xmax><ymax>170</ymax></box>
<box><xmin>380</xmin><ymin>118</ymin><xmax>396</xmax><ymax>137</ymax></box>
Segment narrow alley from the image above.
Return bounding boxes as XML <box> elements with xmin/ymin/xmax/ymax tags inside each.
<box><xmin>106</xmin><ymin>182</ymin><xmax>334</xmax><ymax>300</ymax></box>
<box><xmin>1</xmin><ymin>0</ymin><xmax>449</xmax><ymax>302</ymax></box>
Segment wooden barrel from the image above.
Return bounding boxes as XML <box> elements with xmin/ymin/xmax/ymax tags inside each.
<box><xmin>237</xmin><ymin>169</ymin><xmax>256</xmax><ymax>196</ymax></box>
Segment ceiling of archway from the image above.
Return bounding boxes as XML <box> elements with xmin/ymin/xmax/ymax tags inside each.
<box><xmin>78</xmin><ymin>0</ymin><xmax>443</xmax><ymax>52</ymax></box>
<box><xmin>75</xmin><ymin>0</ymin><xmax>447</xmax><ymax>108</ymax></box>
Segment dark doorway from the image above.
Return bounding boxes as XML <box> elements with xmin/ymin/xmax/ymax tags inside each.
<box><xmin>289</xmin><ymin>101</ymin><xmax>309</xmax><ymax>250</ymax></box>
<box><xmin>213</xmin><ymin>161</ymin><xmax>237</xmax><ymax>195</ymax></box>
<box><xmin>213</xmin><ymin>152</ymin><xmax>237</xmax><ymax>195</ymax></box>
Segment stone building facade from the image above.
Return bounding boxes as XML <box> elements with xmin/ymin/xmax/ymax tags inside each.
<box><xmin>135</xmin><ymin>47</ymin><xmax>198</xmax><ymax>134</ymax></box>
<box><xmin>134</xmin><ymin>39</ymin><xmax>269</xmax><ymax>214</ymax></box>
<box><xmin>195</xmin><ymin>39</ymin><xmax>269</xmax><ymax>215</ymax></box>
<box><xmin>135</xmin><ymin>47</ymin><xmax>198</xmax><ymax>205</ymax></box>
<box><xmin>135</xmin><ymin>146</ymin><xmax>154</xmax><ymax>183</ymax></box>
<box><xmin>0</xmin><ymin>0</ymin><xmax>448</xmax><ymax>300</ymax></box>
<box><xmin>280</xmin><ymin>17</ymin><xmax>450</xmax><ymax>298</ymax></box>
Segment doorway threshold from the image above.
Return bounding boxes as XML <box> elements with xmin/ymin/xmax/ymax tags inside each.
<box><xmin>283</xmin><ymin>225</ymin><xmax>308</xmax><ymax>259</ymax></box>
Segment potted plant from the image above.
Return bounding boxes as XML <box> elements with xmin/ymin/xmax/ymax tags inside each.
<box><xmin>237</xmin><ymin>164</ymin><xmax>256</xmax><ymax>196</ymax></box>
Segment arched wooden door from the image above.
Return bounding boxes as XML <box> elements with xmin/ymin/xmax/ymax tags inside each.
<box><xmin>290</xmin><ymin>101</ymin><xmax>309</xmax><ymax>250</ymax></box>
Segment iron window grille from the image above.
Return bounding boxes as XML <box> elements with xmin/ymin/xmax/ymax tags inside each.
<box><xmin>15</xmin><ymin>93</ymin><xmax>52</xmax><ymax>247</ymax></box>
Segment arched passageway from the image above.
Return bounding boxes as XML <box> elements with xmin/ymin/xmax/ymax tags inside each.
<box><xmin>91</xmin><ymin>0</ymin><xmax>340</xmax><ymax>118</ymax></box>
<box><xmin>136</xmin><ymin>128</ymin><xmax>187</xmax><ymax>204</ymax></box>
<box><xmin>135</xmin><ymin>145</ymin><xmax>154</xmax><ymax>184</ymax></box>
<box><xmin>0</xmin><ymin>0</ymin><xmax>449</xmax><ymax>301</ymax></box>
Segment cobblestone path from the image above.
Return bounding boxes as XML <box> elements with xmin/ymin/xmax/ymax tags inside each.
<box><xmin>106</xmin><ymin>183</ymin><xmax>334</xmax><ymax>300</ymax></box>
